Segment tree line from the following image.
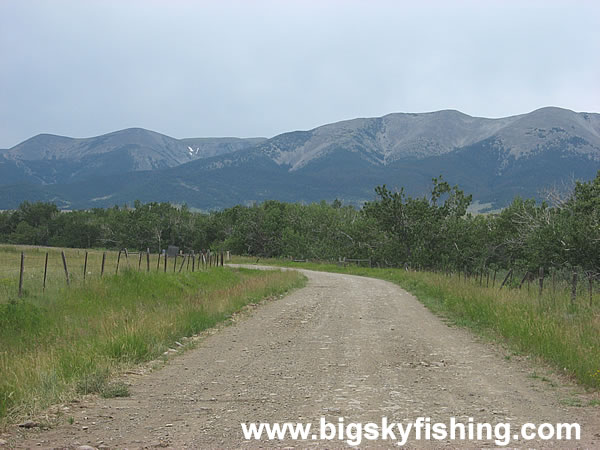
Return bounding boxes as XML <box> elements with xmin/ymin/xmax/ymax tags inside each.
<box><xmin>1</xmin><ymin>172</ymin><xmax>599</xmax><ymax>276</ymax></box>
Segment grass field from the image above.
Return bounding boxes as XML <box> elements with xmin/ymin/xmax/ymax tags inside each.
<box><xmin>0</xmin><ymin>245</ymin><xmax>215</xmax><ymax>300</ymax></box>
<box><xmin>0</xmin><ymin>246</ymin><xmax>305</xmax><ymax>424</ymax></box>
<box><xmin>232</xmin><ymin>256</ymin><xmax>600</xmax><ymax>391</ymax></box>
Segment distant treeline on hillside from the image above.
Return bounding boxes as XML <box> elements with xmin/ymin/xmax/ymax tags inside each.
<box><xmin>1</xmin><ymin>173</ymin><xmax>599</xmax><ymax>275</ymax></box>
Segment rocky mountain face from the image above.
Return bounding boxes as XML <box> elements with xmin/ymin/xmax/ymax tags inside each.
<box><xmin>0</xmin><ymin>107</ymin><xmax>598</xmax><ymax>210</ymax></box>
<box><xmin>253</xmin><ymin>107</ymin><xmax>600</xmax><ymax>170</ymax></box>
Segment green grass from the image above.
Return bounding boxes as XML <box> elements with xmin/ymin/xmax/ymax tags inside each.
<box><xmin>0</xmin><ymin>249</ymin><xmax>305</xmax><ymax>424</ymax></box>
<box><xmin>0</xmin><ymin>244</ymin><xmax>210</xmax><ymax>300</ymax></box>
<box><xmin>232</xmin><ymin>256</ymin><xmax>600</xmax><ymax>391</ymax></box>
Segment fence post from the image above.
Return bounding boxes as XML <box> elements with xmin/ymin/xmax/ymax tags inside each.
<box><xmin>116</xmin><ymin>250</ymin><xmax>122</xmax><ymax>274</ymax></box>
<box><xmin>18</xmin><ymin>251</ymin><xmax>24</xmax><ymax>297</ymax></box>
<box><xmin>157</xmin><ymin>251</ymin><xmax>161</xmax><ymax>271</ymax></box>
<box><xmin>101</xmin><ymin>252</ymin><xmax>106</xmax><ymax>277</ymax></box>
<box><xmin>147</xmin><ymin>248</ymin><xmax>150</xmax><ymax>272</ymax></box>
<box><xmin>186</xmin><ymin>253</ymin><xmax>191</xmax><ymax>271</ymax></box>
<box><xmin>61</xmin><ymin>251</ymin><xmax>70</xmax><ymax>286</ymax></box>
<box><xmin>192</xmin><ymin>251</ymin><xmax>195</xmax><ymax>272</ymax></box>
<box><xmin>43</xmin><ymin>252</ymin><xmax>48</xmax><ymax>291</ymax></box>
<box><xmin>518</xmin><ymin>271</ymin><xmax>529</xmax><ymax>289</ymax></box>
<box><xmin>492</xmin><ymin>269</ymin><xmax>497</xmax><ymax>287</ymax></box>
<box><xmin>138</xmin><ymin>251</ymin><xmax>142</xmax><ymax>271</ymax></box>
<box><xmin>538</xmin><ymin>267</ymin><xmax>544</xmax><ymax>298</ymax></box>
<box><xmin>500</xmin><ymin>268</ymin><xmax>512</xmax><ymax>289</ymax></box>
<box><xmin>164</xmin><ymin>253</ymin><xmax>167</xmax><ymax>273</ymax></box>
<box><xmin>571</xmin><ymin>272</ymin><xmax>578</xmax><ymax>305</ymax></box>
<box><xmin>178</xmin><ymin>255</ymin><xmax>186</xmax><ymax>273</ymax></box>
<box><xmin>83</xmin><ymin>251</ymin><xmax>88</xmax><ymax>282</ymax></box>
<box><xmin>173</xmin><ymin>254</ymin><xmax>177</xmax><ymax>272</ymax></box>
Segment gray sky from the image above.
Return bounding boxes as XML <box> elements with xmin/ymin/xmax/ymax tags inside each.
<box><xmin>1</xmin><ymin>0</ymin><xmax>599</xmax><ymax>148</ymax></box>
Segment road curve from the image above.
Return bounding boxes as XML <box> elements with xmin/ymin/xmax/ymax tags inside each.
<box><xmin>15</xmin><ymin>267</ymin><xmax>599</xmax><ymax>448</ymax></box>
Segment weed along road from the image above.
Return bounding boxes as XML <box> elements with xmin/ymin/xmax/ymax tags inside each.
<box><xmin>15</xmin><ymin>267</ymin><xmax>600</xmax><ymax>448</ymax></box>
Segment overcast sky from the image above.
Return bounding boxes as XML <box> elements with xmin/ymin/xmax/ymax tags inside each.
<box><xmin>0</xmin><ymin>0</ymin><xmax>599</xmax><ymax>148</ymax></box>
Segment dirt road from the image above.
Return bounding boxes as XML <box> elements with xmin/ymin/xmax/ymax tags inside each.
<box><xmin>13</xmin><ymin>268</ymin><xmax>599</xmax><ymax>448</ymax></box>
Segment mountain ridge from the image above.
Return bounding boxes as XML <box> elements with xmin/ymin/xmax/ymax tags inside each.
<box><xmin>1</xmin><ymin>107</ymin><xmax>599</xmax><ymax>210</ymax></box>
<box><xmin>0</xmin><ymin>128</ymin><xmax>266</xmax><ymax>185</ymax></box>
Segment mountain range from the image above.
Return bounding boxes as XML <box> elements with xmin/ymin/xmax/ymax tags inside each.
<box><xmin>1</xmin><ymin>106</ymin><xmax>599</xmax><ymax>210</ymax></box>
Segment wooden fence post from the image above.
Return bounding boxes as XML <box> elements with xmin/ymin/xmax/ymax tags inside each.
<box><xmin>518</xmin><ymin>271</ymin><xmax>529</xmax><ymax>289</ymax></box>
<box><xmin>138</xmin><ymin>252</ymin><xmax>142</xmax><ymax>271</ymax></box>
<box><xmin>101</xmin><ymin>252</ymin><xmax>106</xmax><ymax>277</ymax></box>
<box><xmin>146</xmin><ymin>248</ymin><xmax>150</xmax><ymax>272</ymax></box>
<box><xmin>164</xmin><ymin>253</ymin><xmax>167</xmax><ymax>273</ymax></box>
<box><xmin>173</xmin><ymin>254</ymin><xmax>177</xmax><ymax>272</ymax></box>
<box><xmin>192</xmin><ymin>251</ymin><xmax>195</xmax><ymax>272</ymax></box>
<box><xmin>116</xmin><ymin>250</ymin><xmax>122</xmax><ymax>274</ymax></box>
<box><xmin>43</xmin><ymin>252</ymin><xmax>48</xmax><ymax>291</ymax></box>
<box><xmin>83</xmin><ymin>251</ymin><xmax>88</xmax><ymax>281</ymax></box>
<box><xmin>538</xmin><ymin>267</ymin><xmax>544</xmax><ymax>298</ymax></box>
<box><xmin>571</xmin><ymin>272</ymin><xmax>578</xmax><ymax>305</ymax></box>
<box><xmin>156</xmin><ymin>251</ymin><xmax>161</xmax><ymax>271</ymax></box>
<box><xmin>18</xmin><ymin>251</ymin><xmax>24</xmax><ymax>297</ymax></box>
<box><xmin>492</xmin><ymin>269</ymin><xmax>497</xmax><ymax>287</ymax></box>
<box><xmin>61</xmin><ymin>251</ymin><xmax>70</xmax><ymax>286</ymax></box>
<box><xmin>500</xmin><ymin>268</ymin><xmax>512</xmax><ymax>289</ymax></box>
<box><xmin>178</xmin><ymin>255</ymin><xmax>186</xmax><ymax>273</ymax></box>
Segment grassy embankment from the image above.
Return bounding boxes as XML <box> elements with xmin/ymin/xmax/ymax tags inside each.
<box><xmin>232</xmin><ymin>256</ymin><xmax>600</xmax><ymax>390</ymax></box>
<box><xmin>0</xmin><ymin>245</ymin><xmax>305</xmax><ymax>424</ymax></box>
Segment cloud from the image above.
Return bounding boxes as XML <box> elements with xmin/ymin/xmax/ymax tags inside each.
<box><xmin>0</xmin><ymin>0</ymin><xmax>598</xmax><ymax>147</ymax></box>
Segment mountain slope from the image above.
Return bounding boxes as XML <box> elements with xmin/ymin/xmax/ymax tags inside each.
<box><xmin>253</xmin><ymin>107</ymin><xmax>600</xmax><ymax>172</ymax></box>
<box><xmin>0</xmin><ymin>107</ymin><xmax>599</xmax><ymax>210</ymax></box>
<box><xmin>0</xmin><ymin>129</ymin><xmax>266</xmax><ymax>185</ymax></box>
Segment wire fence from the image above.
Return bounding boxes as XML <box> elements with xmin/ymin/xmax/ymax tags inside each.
<box><xmin>435</xmin><ymin>265</ymin><xmax>599</xmax><ymax>311</ymax></box>
<box><xmin>0</xmin><ymin>245</ymin><xmax>230</xmax><ymax>301</ymax></box>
